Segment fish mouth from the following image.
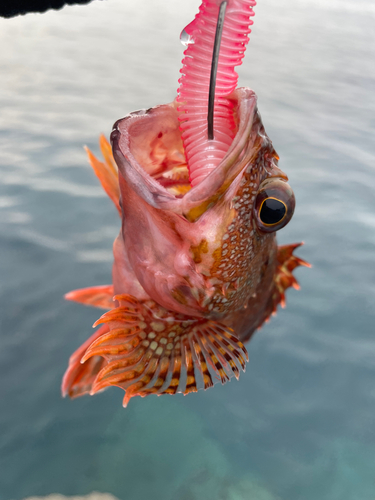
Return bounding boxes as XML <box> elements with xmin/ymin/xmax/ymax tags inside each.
<box><xmin>111</xmin><ymin>88</ymin><xmax>261</xmax><ymax>221</ymax></box>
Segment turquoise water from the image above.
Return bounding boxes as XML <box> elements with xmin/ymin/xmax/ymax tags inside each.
<box><xmin>1</xmin><ymin>0</ymin><xmax>375</xmax><ymax>499</ymax></box>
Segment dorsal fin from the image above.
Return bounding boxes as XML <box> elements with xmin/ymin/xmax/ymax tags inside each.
<box><xmin>85</xmin><ymin>134</ymin><xmax>121</xmax><ymax>216</ymax></box>
<box><xmin>275</xmin><ymin>243</ymin><xmax>311</xmax><ymax>308</ymax></box>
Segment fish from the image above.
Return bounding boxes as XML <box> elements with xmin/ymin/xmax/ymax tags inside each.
<box><xmin>61</xmin><ymin>0</ymin><xmax>310</xmax><ymax>407</ymax></box>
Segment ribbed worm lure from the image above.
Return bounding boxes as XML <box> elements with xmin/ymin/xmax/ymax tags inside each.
<box><xmin>62</xmin><ymin>0</ymin><xmax>309</xmax><ymax>407</ymax></box>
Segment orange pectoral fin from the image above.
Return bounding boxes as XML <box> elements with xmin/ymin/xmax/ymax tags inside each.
<box><xmin>62</xmin><ymin>324</ymin><xmax>109</xmax><ymax>398</ymax></box>
<box><xmin>85</xmin><ymin>135</ymin><xmax>121</xmax><ymax>216</ymax></box>
<box><xmin>65</xmin><ymin>285</ymin><xmax>115</xmax><ymax>310</ymax></box>
<box><xmin>66</xmin><ymin>294</ymin><xmax>248</xmax><ymax>407</ymax></box>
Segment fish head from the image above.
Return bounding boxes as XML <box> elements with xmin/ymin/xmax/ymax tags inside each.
<box><xmin>111</xmin><ymin>88</ymin><xmax>295</xmax><ymax>319</ymax></box>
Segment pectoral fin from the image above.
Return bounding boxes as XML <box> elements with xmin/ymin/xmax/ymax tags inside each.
<box><xmin>65</xmin><ymin>285</ymin><xmax>115</xmax><ymax>310</ymax></box>
<box><xmin>61</xmin><ymin>324</ymin><xmax>109</xmax><ymax>398</ymax></box>
<box><xmin>63</xmin><ymin>294</ymin><xmax>248</xmax><ymax>407</ymax></box>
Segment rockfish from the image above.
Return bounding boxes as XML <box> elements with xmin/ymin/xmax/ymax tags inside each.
<box><xmin>62</xmin><ymin>0</ymin><xmax>309</xmax><ymax>407</ymax></box>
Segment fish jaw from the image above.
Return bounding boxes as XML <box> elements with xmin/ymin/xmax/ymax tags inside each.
<box><xmin>110</xmin><ymin>88</ymin><xmax>285</xmax><ymax>323</ymax></box>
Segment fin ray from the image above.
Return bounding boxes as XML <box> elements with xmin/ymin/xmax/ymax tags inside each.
<box><xmin>61</xmin><ymin>324</ymin><xmax>109</xmax><ymax>398</ymax></box>
<box><xmin>275</xmin><ymin>242</ymin><xmax>311</xmax><ymax>309</ymax></box>
<box><xmin>85</xmin><ymin>135</ymin><xmax>121</xmax><ymax>216</ymax></box>
<box><xmin>65</xmin><ymin>285</ymin><xmax>115</xmax><ymax>310</ymax></box>
<box><xmin>63</xmin><ymin>294</ymin><xmax>248</xmax><ymax>405</ymax></box>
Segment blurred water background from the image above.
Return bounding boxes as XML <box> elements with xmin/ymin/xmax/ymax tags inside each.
<box><xmin>1</xmin><ymin>0</ymin><xmax>375</xmax><ymax>498</ymax></box>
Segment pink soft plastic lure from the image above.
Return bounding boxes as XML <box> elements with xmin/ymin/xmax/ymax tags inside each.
<box><xmin>178</xmin><ymin>0</ymin><xmax>256</xmax><ymax>186</ymax></box>
<box><xmin>62</xmin><ymin>0</ymin><xmax>309</xmax><ymax>407</ymax></box>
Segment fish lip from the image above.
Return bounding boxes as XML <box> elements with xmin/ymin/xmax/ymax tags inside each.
<box><xmin>111</xmin><ymin>88</ymin><xmax>259</xmax><ymax>217</ymax></box>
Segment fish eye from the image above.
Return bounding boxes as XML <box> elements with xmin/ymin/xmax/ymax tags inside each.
<box><xmin>254</xmin><ymin>178</ymin><xmax>295</xmax><ymax>233</ymax></box>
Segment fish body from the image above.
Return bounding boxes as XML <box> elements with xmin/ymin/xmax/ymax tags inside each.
<box><xmin>62</xmin><ymin>89</ymin><xmax>309</xmax><ymax>406</ymax></box>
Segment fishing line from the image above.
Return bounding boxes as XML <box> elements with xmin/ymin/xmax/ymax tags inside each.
<box><xmin>207</xmin><ymin>1</ymin><xmax>227</xmax><ymax>141</ymax></box>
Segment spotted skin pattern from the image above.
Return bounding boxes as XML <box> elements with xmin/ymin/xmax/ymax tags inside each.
<box><xmin>208</xmin><ymin>144</ymin><xmax>277</xmax><ymax>315</ymax></box>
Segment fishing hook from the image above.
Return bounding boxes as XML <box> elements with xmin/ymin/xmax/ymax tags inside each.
<box><xmin>207</xmin><ymin>1</ymin><xmax>227</xmax><ymax>140</ymax></box>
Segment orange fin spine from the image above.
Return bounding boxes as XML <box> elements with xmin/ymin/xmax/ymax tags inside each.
<box><xmin>195</xmin><ymin>330</ymin><xmax>230</xmax><ymax>384</ymax></box>
<box><xmin>99</xmin><ymin>134</ymin><xmax>118</xmax><ymax>178</ymax></box>
<box><xmin>64</xmin><ymin>294</ymin><xmax>248</xmax><ymax>406</ymax></box>
<box><xmin>61</xmin><ymin>324</ymin><xmax>109</xmax><ymax>398</ymax></box>
<box><xmin>64</xmin><ymin>285</ymin><xmax>115</xmax><ymax>310</ymax></box>
<box><xmin>85</xmin><ymin>134</ymin><xmax>121</xmax><ymax>216</ymax></box>
<box><xmin>274</xmin><ymin>242</ymin><xmax>311</xmax><ymax>311</ymax></box>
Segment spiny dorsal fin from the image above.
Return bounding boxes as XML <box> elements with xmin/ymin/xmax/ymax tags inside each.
<box><xmin>85</xmin><ymin>134</ymin><xmax>121</xmax><ymax>216</ymax></box>
<box><xmin>275</xmin><ymin>242</ymin><xmax>311</xmax><ymax>308</ymax></box>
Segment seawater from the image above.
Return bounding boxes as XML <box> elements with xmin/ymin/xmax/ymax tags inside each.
<box><xmin>0</xmin><ymin>0</ymin><xmax>375</xmax><ymax>499</ymax></box>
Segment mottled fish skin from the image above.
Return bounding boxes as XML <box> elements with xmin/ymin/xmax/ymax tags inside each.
<box><xmin>62</xmin><ymin>88</ymin><xmax>309</xmax><ymax>406</ymax></box>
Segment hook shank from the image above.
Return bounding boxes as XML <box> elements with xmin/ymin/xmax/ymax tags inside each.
<box><xmin>207</xmin><ymin>1</ymin><xmax>227</xmax><ymax>141</ymax></box>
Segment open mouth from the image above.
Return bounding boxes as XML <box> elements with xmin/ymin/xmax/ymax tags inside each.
<box><xmin>112</xmin><ymin>0</ymin><xmax>256</xmax><ymax>195</ymax></box>
<box><xmin>116</xmin><ymin>103</ymin><xmax>191</xmax><ymax>196</ymax></box>
<box><xmin>112</xmin><ymin>95</ymin><xmax>244</xmax><ymax>199</ymax></box>
<box><xmin>121</xmin><ymin>106</ymin><xmax>192</xmax><ymax>196</ymax></box>
<box><xmin>111</xmin><ymin>88</ymin><xmax>259</xmax><ymax>223</ymax></box>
